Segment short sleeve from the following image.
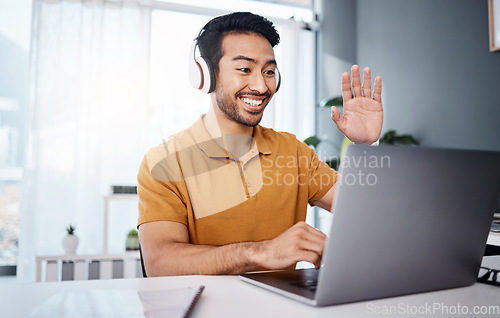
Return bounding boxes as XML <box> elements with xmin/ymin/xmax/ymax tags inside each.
<box><xmin>300</xmin><ymin>142</ymin><xmax>337</xmax><ymax>203</ymax></box>
<box><xmin>137</xmin><ymin>151</ymin><xmax>188</xmax><ymax>228</ymax></box>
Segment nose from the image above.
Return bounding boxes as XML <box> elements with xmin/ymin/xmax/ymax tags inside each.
<box><xmin>248</xmin><ymin>72</ymin><xmax>268</xmax><ymax>94</ymax></box>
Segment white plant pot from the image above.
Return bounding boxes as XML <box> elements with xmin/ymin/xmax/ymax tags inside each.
<box><xmin>62</xmin><ymin>234</ymin><xmax>79</xmax><ymax>254</ymax></box>
<box><xmin>126</xmin><ymin>236</ymin><xmax>140</xmax><ymax>251</ymax></box>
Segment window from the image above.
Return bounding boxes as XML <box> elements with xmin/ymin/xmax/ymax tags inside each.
<box><xmin>18</xmin><ymin>0</ymin><xmax>316</xmax><ymax>282</ymax></box>
<box><xmin>0</xmin><ymin>34</ymin><xmax>28</xmax><ymax>273</ymax></box>
<box><xmin>147</xmin><ymin>10</ymin><xmax>211</xmax><ymax>142</ymax></box>
<box><xmin>0</xmin><ymin>0</ymin><xmax>31</xmax><ymax>275</ymax></box>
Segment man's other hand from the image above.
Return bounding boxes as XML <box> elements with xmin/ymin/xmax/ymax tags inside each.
<box><xmin>251</xmin><ymin>222</ymin><xmax>326</xmax><ymax>270</ymax></box>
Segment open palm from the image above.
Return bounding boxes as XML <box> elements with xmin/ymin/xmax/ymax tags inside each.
<box><xmin>331</xmin><ymin>65</ymin><xmax>383</xmax><ymax>144</ymax></box>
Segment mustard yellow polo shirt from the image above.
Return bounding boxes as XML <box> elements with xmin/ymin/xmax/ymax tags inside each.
<box><xmin>137</xmin><ymin>116</ymin><xmax>337</xmax><ymax>246</ymax></box>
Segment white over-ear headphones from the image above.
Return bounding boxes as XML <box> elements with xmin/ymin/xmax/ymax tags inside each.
<box><xmin>188</xmin><ymin>34</ymin><xmax>216</xmax><ymax>94</ymax></box>
<box><xmin>188</xmin><ymin>29</ymin><xmax>281</xmax><ymax>94</ymax></box>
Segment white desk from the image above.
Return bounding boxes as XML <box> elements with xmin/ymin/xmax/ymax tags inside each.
<box><xmin>3</xmin><ymin>256</ymin><xmax>500</xmax><ymax>318</ymax></box>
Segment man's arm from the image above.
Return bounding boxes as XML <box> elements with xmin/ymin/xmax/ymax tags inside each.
<box><xmin>311</xmin><ymin>183</ymin><xmax>336</xmax><ymax>212</ymax></box>
<box><xmin>139</xmin><ymin>220</ymin><xmax>326</xmax><ymax>276</ymax></box>
<box><xmin>313</xmin><ymin>65</ymin><xmax>383</xmax><ymax>212</ymax></box>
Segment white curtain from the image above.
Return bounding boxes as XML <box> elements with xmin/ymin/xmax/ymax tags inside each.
<box><xmin>273</xmin><ymin>18</ymin><xmax>316</xmax><ymax>141</ymax></box>
<box><xmin>271</xmin><ymin>18</ymin><xmax>318</xmax><ymax>245</ymax></box>
<box><xmin>18</xmin><ymin>0</ymin><xmax>151</xmax><ymax>282</ymax></box>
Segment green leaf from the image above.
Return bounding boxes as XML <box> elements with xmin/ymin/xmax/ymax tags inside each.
<box><xmin>128</xmin><ymin>229</ymin><xmax>138</xmax><ymax>237</ymax></box>
<box><xmin>380</xmin><ymin>130</ymin><xmax>419</xmax><ymax>146</ymax></box>
<box><xmin>303</xmin><ymin>136</ymin><xmax>321</xmax><ymax>148</ymax></box>
<box><xmin>66</xmin><ymin>224</ymin><xmax>76</xmax><ymax>235</ymax></box>
<box><xmin>325</xmin><ymin>159</ymin><xmax>339</xmax><ymax>170</ymax></box>
<box><xmin>320</xmin><ymin>96</ymin><xmax>344</xmax><ymax>107</ymax></box>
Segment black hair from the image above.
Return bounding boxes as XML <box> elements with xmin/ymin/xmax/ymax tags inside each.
<box><xmin>197</xmin><ymin>12</ymin><xmax>280</xmax><ymax>73</ymax></box>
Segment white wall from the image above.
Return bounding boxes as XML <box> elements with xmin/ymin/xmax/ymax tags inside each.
<box><xmin>356</xmin><ymin>0</ymin><xmax>500</xmax><ymax>151</ymax></box>
<box><xmin>320</xmin><ymin>0</ymin><xmax>500</xmax><ymax>152</ymax></box>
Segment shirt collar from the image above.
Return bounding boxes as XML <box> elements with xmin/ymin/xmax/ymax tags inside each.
<box><xmin>191</xmin><ymin>115</ymin><xmax>228</xmax><ymax>159</ymax></box>
<box><xmin>253</xmin><ymin>125</ymin><xmax>271</xmax><ymax>155</ymax></box>
<box><xmin>191</xmin><ymin>115</ymin><xmax>272</xmax><ymax>159</ymax></box>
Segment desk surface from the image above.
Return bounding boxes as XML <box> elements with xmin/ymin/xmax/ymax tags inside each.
<box><xmin>4</xmin><ymin>256</ymin><xmax>500</xmax><ymax>318</ymax></box>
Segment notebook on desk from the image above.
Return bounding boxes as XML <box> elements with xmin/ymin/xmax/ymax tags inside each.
<box><xmin>29</xmin><ymin>285</ymin><xmax>205</xmax><ymax>318</ymax></box>
<box><xmin>240</xmin><ymin>145</ymin><xmax>500</xmax><ymax>306</ymax></box>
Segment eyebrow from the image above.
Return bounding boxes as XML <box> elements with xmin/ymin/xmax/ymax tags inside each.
<box><xmin>232</xmin><ymin>55</ymin><xmax>277</xmax><ymax>66</ymax></box>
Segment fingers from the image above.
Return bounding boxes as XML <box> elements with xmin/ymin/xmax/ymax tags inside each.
<box><xmin>291</xmin><ymin>222</ymin><xmax>326</xmax><ymax>256</ymax></box>
<box><xmin>297</xmin><ymin>222</ymin><xmax>327</xmax><ymax>244</ymax></box>
<box><xmin>362</xmin><ymin>67</ymin><xmax>372</xmax><ymax>98</ymax></box>
<box><xmin>351</xmin><ymin>65</ymin><xmax>362</xmax><ymax>98</ymax></box>
<box><xmin>343</xmin><ymin>65</ymin><xmax>381</xmax><ymax>101</ymax></box>
<box><xmin>258</xmin><ymin>222</ymin><xmax>326</xmax><ymax>270</ymax></box>
<box><xmin>331</xmin><ymin>106</ymin><xmax>346</xmax><ymax>133</ymax></box>
<box><xmin>294</xmin><ymin>228</ymin><xmax>325</xmax><ymax>268</ymax></box>
<box><xmin>331</xmin><ymin>106</ymin><xmax>341</xmax><ymax>122</ymax></box>
<box><xmin>296</xmin><ymin>250</ymin><xmax>322</xmax><ymax>269</ymax></box>
<box><xmin>341</xmin><ymin>72</ymin><xmax>352</xmax><ymax>103</ymax></box>
<box><xmin>373</xmin><ymin>76</ymin><xmax>382</xmax><ymax>103</ymax></box>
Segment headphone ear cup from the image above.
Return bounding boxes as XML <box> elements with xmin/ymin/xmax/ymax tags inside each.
<box><xmin>197</xmin><ymin>57</ymin><xmax>216</xmax><ymax>94</ymax></box>
<box><xmin>188</xmin><ymin>41</ymin><xmax>203</xmax><ymax>90</ymax></box>
<box><xmin>275</xmin><ymin>67</ymin><xmax>281</xmax><ymax>93</ymax></box>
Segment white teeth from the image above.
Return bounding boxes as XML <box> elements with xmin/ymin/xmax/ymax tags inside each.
<box><xmin>241</xmin><ymin>98</ymin><xmax>263</xmax><ymax>107</ymax></box>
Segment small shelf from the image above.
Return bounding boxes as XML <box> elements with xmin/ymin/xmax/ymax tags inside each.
<box><xmin>103</xmin><ymin>194</ymin><xmax>138</xmax><ymax>254</ymax></box>
<box><xmin>36</xmin><ymin>251</ymin><xmax>141</xmax><ymax>282</ymax></box>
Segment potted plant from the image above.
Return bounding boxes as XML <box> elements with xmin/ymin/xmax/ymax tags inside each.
<box><xmin>62</xmin><ymin>224</ymin><xmax>79</xmax><ymax>255</ymax></box>
<box><xmin>126</xmin><ymin>229</ymin><xmax>140</xmax><ymax>251</ymax></box>
<box><xmin>379</xmin><ymin>130</ymin><xmax>419</xmax><ymax>146</ymax></box>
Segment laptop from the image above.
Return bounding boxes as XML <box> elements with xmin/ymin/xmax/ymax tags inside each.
<box><xmin>239</xmin><ymin>145</ymin><xmax>500</xmax><ymax>306</ymax></box>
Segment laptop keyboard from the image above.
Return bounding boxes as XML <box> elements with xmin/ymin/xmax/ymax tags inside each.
<box><xmin>290</xmin><ymin>279</ymin><xmax>318</xmax><ymax>292</ymax></box>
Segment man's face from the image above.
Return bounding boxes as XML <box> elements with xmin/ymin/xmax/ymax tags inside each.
<box><xmin>213</xmin><ymin>32</ymin><xmax>278</xmax><ymax>127</ymax></box>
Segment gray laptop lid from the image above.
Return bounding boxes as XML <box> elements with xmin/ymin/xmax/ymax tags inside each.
<box><xmin>315</xmin><ymin>145</ymin><xmax>500</xmax><ymax>305</ymax></box>
<box><xmin>240</xmin><ymin>145</ymin><xmax>500</xmax><ymax>306</ymax></box>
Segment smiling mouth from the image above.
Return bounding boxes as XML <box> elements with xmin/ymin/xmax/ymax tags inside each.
<box><xmin>241</xmin><ymin>97</ymin><xmax>263</xmax><ymax>107</ymax></box>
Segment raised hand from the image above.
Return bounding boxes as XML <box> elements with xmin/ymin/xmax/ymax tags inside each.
<box><xmin>330</xmin><ymin>65</ymin><xmax>383</xmax><ymax>144</ymax></box>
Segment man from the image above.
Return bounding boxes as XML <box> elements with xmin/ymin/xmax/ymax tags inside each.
<box><xmin>137</xmin><ymin>12</ymin><xmax>383</xmax><ymax>276</ymax></box>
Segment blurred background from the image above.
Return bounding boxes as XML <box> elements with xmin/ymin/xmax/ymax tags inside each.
<box><xmin>0</xmin><ymin>0</ymin><xmax>499</xmax><ymax>283</ymax></box>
